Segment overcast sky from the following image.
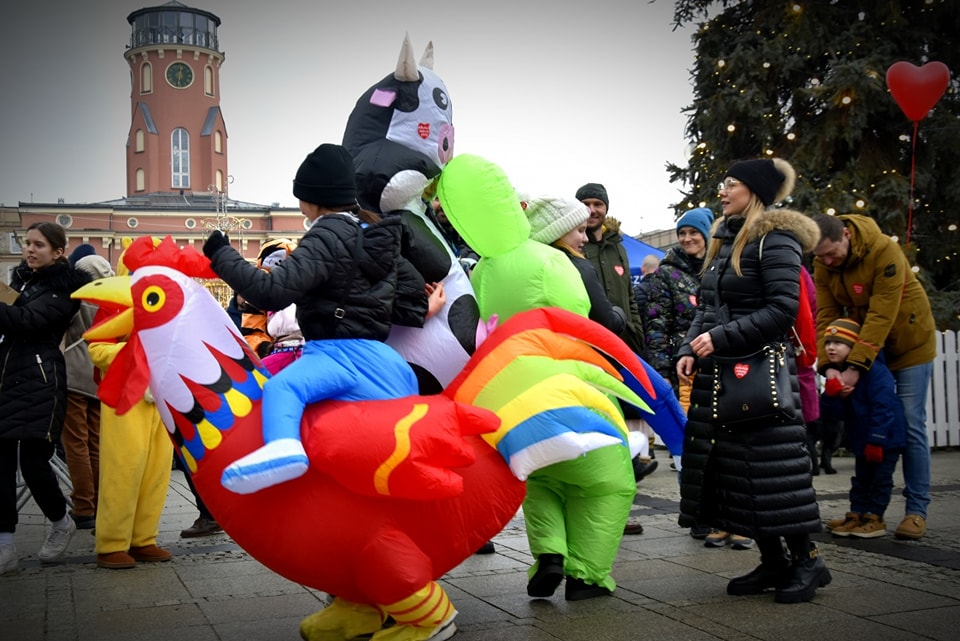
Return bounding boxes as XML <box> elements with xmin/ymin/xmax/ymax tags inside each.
<box><xmin>0</xmin><ymin>0</ymin><xmax>699</xmax><ymax>235</ymax></box>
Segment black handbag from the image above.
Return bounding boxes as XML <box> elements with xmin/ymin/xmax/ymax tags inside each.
<box><xmin>711</xmin><ymin>341</ymin><xmax>797</xmax><ymax>431</ymax></box>
<box><xmin>708</xmin><ymin>243</ymin><xmax>798</xmax><ymax>431</ymax></box>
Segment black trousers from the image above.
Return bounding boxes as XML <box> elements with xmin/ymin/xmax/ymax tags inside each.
<box><xmin>0</xmin><ymin>438</ymin><xmax>69</xmax><ymax>533</ymax></box>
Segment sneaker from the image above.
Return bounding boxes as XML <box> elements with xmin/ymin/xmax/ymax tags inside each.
<box><xmin>70</xmin><ymin>512</ymin><xmax>96</xmax><ymax>530</ymax></box>
<box><xmin>632</xmin><ymin>456</ymin><xmax>659</xmax><ymax>482</ymax></box>
<box><xmin>564</xmin><ymin>576</ymin><xmax>611</xmax><ymax>601</ymax></box>
<box><xmin>0</xmin><ymin>543</ymin><xmax>17</xmax><ymax>575</ymax></box>
<box><xmin>704</xmin><ymin>529</ymin><xmax>729</xmax><ymax>547</ymax></box>
<box><xmin>830</xmin><ymin>513</ymin><xmax>863</xmax><ymax>537</ymax></box>
<box><xmin>894</xmin><ymin>514</ymin><xmax>927</xmax><ymax>540</ymax></box>
<box><xmin>826</xmin><ymin>511</ymin><xmax>860</xmax><ymax>532</ymax></box>
<box><xmin>623</xmin><ymin>516</ymin><xmax>644</xmax><ymax>535</ymax></box>
<box><xmin>848</xmin><ymin>513</ymin><xmax>887</xmax><ymax>539</ymax></box>
<box><xmin>730</xmin><ymin>534</ymin><xmax>755</xmax><ymax>550</ymax></box>
<box><xmin>97</xmin><ymin>551</ymin><xmax>136</xmax><ymax>570</ymax></box>
<box><xmin>180</xmin><ymin>517</ymin><xmax>223</xmax><ymax>538</ymax></box>
<box><xmin>221</xmin><ymin>438</ymin><xmax>309</xmax><ymax>494</ymax></box>
<box><xmin>474</xmin><ymin>541</ymin><xmax>496</xmax><ymax>555</ymax></box>
<box><xmin>38</xmin><ymin>518</ymin><xmax>76</xmax><ymax>563</ymax></box>
<box><xmin>129</xmin><ymin>545</ymin><xmax>172</xmax><ymax>562</ymax></box>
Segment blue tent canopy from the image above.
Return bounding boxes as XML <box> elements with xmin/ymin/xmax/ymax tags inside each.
<box><xmin>622</xmin><ymin>234</ymin><xmax>666</xmax><ymax>288</ymax></box>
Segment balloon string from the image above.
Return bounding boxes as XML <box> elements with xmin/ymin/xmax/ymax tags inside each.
<box><xmin>907</xmin><ymin>120</ymin><xmax>918</xmax><ymax>248</ymax></box>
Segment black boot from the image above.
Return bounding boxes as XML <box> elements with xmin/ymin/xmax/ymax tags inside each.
<box><xmin>775</xmin><ymin>543</ymin><xmax>832</xmax><ymax>603</ymax></box>
<box><xmin>527</xmin><ymin>553</ymin><xmax>564</xmax><ymax>597</ymax></box>
<box><xmin>728</xmin><ymin>537</ymin><xmax>792</xmax><ymax>595</ymax></box>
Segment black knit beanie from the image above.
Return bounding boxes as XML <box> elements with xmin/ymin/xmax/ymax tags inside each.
<box><xmin>575</xmin><ymin>182</ymin><xmax>609</xmax><ymax>208</ymax></box>
<box><xmin>68</xmin><ymin>243</ymin><xmax>97</xmax><ymax>268</ymax></box>
<box><xmin>292</xmin><ymin>144</ymin><xmax>358</xmax><ymax>207</ymax></box>
<box><xmin>725</xmin><ymin>159</ymin><xmax>784</xmax><ymax>207</ymax></box>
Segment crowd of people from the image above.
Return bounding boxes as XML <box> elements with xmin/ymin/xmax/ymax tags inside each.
<box><xmin>0</xmin><ymin>149</ymin><xmax>938</xmax><ymax>614</ymax></box>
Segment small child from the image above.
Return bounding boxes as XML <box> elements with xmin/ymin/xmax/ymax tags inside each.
<box><xmin>821</xmin><ymin>318</ymin><xmax>906</xmax><ymax>539</ymax></box>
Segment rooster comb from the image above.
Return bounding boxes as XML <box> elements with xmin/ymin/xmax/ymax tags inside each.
<box><xmin>122</xmin><ymin>235</ymin><xmax>218</xmax><ymax>279</ymax></box>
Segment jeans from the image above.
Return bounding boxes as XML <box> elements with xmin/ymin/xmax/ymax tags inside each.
<box><xmin>893</xmin><ymin>362</ymin><xmax>933</xmax><ymax>518</ymax></box>
<box><xmin>850</xmin><ymin>448</ymin><xmax>902</xmax><ymax>518</ymax></box>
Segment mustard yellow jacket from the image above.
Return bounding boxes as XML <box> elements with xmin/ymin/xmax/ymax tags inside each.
<box><xmin>813</xmin><ymin>214</ymin><xmax>936</xmax><ymax>372</ymax></box>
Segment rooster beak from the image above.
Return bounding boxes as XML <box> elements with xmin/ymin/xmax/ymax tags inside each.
<box><xmin>72</xmin><ymin>275</ymin><xmax>135</xmax><ymax>340</ymax></box>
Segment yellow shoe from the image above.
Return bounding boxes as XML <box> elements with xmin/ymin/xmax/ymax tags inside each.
<box><xmin>299</xmin><ymin>598</ymin><xmax>385</xmax><ymax>641</ymax></box>
<box><xmin>894</xmin><ymin>514</ymin><xmax>927</xmax><ymax>540</ymax></box>
<box><xmin>826</xmin><ymin>511</ymin><xmax>860</xmax><ymax>531</ymax></box>
<box><xmin>829</xmin><ymin>513</ymin><xmax>861</xmax><ymax>537</ymax></box>
<box><xmin>848</xmin><ymin>513</ymin><xmax>887</xmax><ymax>539</ymax></box>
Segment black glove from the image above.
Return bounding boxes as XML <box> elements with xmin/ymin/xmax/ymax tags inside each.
<box><xmin>203</xmin><ymin>230</ymin><xmax>230</xmax><ymax>258</ymax></box>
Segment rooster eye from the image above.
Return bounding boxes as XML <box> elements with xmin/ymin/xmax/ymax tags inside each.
<box><xmin>142</xmin><ymin>285</ymin><xmax>166</xmax><ymax>311</ymax></box>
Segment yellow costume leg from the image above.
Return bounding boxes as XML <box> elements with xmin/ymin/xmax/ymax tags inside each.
<box><xmin>130</xmin><ymin>406</ymin><xmax>172</xmax><ymax>548</ymax></box>
<box><xmin>96</xmin><ymin>404</ymin><xmax>148</xmax><ymax>554</ymax></box>
<box><xmin>371</xmin><ymin>582</ymin><xmax>457</xmax><ymax>641</ymax></box>
<box><xmin>299</xmin><ymin>597</ymin><xmax>386</xmax><ymax>641</ymax></box>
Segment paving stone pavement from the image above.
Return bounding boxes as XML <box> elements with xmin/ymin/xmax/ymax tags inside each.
<box><xmin>3</xmin><ymin>448</ymin><xmax>960</xmax><ymax>640</ymax></box>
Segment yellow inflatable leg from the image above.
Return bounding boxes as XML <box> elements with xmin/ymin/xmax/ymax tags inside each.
<box><xmin>371</xmin><ymin>582</ymin><xmax>458</xmax><ymax>641</ymax></box>
<box><xmin>299</xmin><ymin>597</ymin><xmax>386</xmax><ymax>641</ymax></box>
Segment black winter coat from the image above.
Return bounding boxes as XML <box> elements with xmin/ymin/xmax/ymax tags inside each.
<box><xmin>676</xmin><ymin>209</ymin><xmax>822</xmax><ymax>539</ymax></box>
<box><xmin>208</xmin><ymin>214</ymin><xmax>425</xmax><ymax>342</ymax></box>
<box><xmin>0</xmin><ymin>260</ymin><xmax>89</xmax><ymax>441</ymax></box>
<box><xmin>565</xmin><ymin>252</ymin><xmax>626</xmax><ymax>335</ymax></box>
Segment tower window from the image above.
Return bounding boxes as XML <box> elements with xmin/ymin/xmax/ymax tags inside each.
<box><xmin>214</xmin><ymin>130</ymin><xmax>222</xmax><ymax>154</ymax></box>
<box><xmin>141</xmin><ymin>62</ymin><xmax>152</xmax><ymax>94</ymax></box>
<box><xmin>135</xmin><ymin>129</ymin><xmax>145</xmax><ymax>153</ymax></box>
<box><xmin>136</xmin><ymin>168</ymin><xmax>145</xmax><ymax>192</ymax></box>
<box><xmin>172</xmin><ymin>128</ymin><xmax>190</xmax><ymax>189</ymax></box>
<box><xmin>216</xmin><ymin>169</ymin><xmax>223</xmax><ymax>191</ymax></box>
<box><xmin>205</xmin><ymin>65</ymin><xmax>214</xmax><ymax>96</ymax></box>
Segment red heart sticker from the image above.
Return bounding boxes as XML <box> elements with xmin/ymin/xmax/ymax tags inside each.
<box><xmin>733</xmin><ymin>363</ymin><xmax>750</xmax><ymax>379</ymax></box>
<box><xmin>852</xmin><ymin>283</ymin><xmax>864</xmax><ymax>295</ymax></box>
<box><xmin>418</xmin><ymin>123</ymin><xmax>430</xmax><ymax>139</ymax></box>
<box><xmin>614</xmin><ymin>265</ymin><xmax>624</xmax><ymax>276</ymax></box>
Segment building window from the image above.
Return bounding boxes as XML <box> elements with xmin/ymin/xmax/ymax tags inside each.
<box><xmin>135</xmin><ymin>129</ymin><xmax>145</xmax><ymax>152</ymax></box>
<box><xmin>127</xmin><ymin>217</ymin><xmax>139</xmax><ymax>229</ymax></box>
<box><xmin>204</xmin><ymin>65</ymin><xmax>214</xmax><ymax>96</ymax></box>
<box><xmin>214</xmin><ymin>130</ymin><xmax>222</xmax><ymax>154</ymax></box>
<box><xmin>215</xmin><ymin>169</ymin><xmax>223</xmax><ymax>191</ymax></box>
<box><xmin>136</xmin><ymin>168</ymin><xmax>145</xmax><ymax>192</ymax></box>
<box><xmin>56</xmin><ymin>214</ymin><xmax>73</xmax><ymax>228</ymax></box>
<box><xmin>185</xmin><ymin>218</ymin><xmax>197</xmax><ymax>229</ymax></box>
<box><xmin>172</xmin><ymin>128</ymin><xmax>190</xmax><ymax>189</ymax></box>
<box><xmin>141</xmin><ymin>62</ymin><xmax>152</xmax><ymax>93</ymax></box>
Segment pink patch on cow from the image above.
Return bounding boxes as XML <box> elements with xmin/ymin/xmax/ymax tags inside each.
<box><xmin>370</xmin><ymin>89</ymin><xmax>396</xmax><ymax>107</ymax></box>
<box><xmin>418</xmin><ymin>123</ymin><xmax>430</xmax><ymax>139</ymax></box>
<box><xmin>852</xmin><ymin>283</ymin><xmax>864</xmax><ymax>295</ymax></box>
<box><xmin>734</xmin><ymin>363</ymin><xmax>750</xmax><ymax>379</ymax></box>
<box><xmin>614</xmin><ymin>265</ymin><xmax>625</xmax><ymax>276</ymax></box>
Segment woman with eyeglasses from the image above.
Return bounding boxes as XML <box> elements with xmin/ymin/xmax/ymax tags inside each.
<box><xmin>674</xmin><ymin>159</ymin><xmax>830</xmax><ymax>603</ymax></box>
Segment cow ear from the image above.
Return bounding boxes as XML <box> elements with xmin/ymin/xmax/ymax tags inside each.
<box><xmin>394</xmin><ymin>33</ymin><xmax>419</xmax><ymax>81</ymax></box>
<box><xmin>420</xmin><ymin>41</ymin><xmax>434</xmax><ymax>70</ymax></box>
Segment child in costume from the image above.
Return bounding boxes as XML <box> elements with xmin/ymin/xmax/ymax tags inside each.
<box><xmin>89</xmin><ymin>239</ymin><xmax>174</xmax><ymax>569</ymax></box>
<box><xmin>821</xmin><ymin>318</ymin><xmax>906</xmax><ymax>538</ymax></box>
<box><xmin>203</xmin><ymin>143</ymin><xmax>442</xmax><ymax>494</ymax></box>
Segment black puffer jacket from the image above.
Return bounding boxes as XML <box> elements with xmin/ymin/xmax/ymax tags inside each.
<box><xmin>0</xmin><ymin>260</ymin><xmax>90</xmax><ymax>441</ymax></box>
<box><xmin>209</xmin><ymin>214</ymin><xmax>424</xmax><ymax>341</ymax></box>
<box><xmin>676</xmin><ymin>209</ymin><xmax>822</xmax><ymax>539</ymax></box>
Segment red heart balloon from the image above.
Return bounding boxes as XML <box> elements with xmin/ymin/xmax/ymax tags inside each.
<box><xmin>886</xmin><ymin>61</ymin><xmax>951</xmax><ymax>122</ymax></box>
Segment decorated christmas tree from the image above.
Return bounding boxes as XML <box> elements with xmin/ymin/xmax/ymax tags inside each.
<box><xmin>668</xmin><ymin>0</ymin><xmax>959</xmax><ymax>329</ymax></box>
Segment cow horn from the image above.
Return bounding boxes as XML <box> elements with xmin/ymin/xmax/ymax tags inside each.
<box><xmin>394</xmin><ymin>33</ymin><xmax>419</xmax><ymax>81</ymax></box>
<box><xmin>420</xmin><ymin>41</ymin><xmax>434</xmax><ymax>70</ymax></box>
